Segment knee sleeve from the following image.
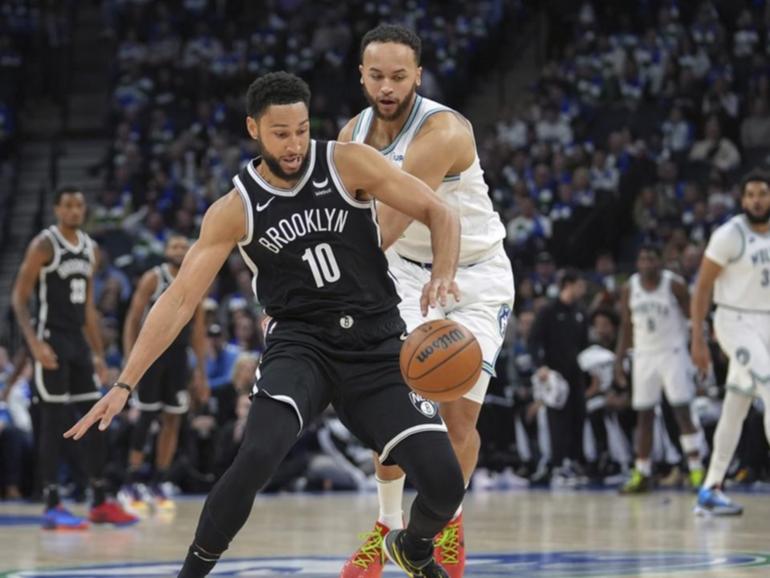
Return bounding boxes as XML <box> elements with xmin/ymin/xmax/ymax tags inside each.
<box><xmin>390</xmin><ymin>431</ymin><xmax>464</xmax><ymax>539</ymax></box>
<box><xmin>193</xmin><ymin>397</ymin><xmax>300</xmax><ymax>554</ymax></box>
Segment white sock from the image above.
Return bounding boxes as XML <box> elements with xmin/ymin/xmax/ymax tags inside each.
<box><xmin>680</xmin><ymin>432</ymin><xmax>703</xmax><ymax>471</ymax></box>
<box><xmin>377</xmin><ymin>476</ymin><xmax>405</xmax><ymax>530</ymax></box>
<box><xmin>703</xmin><ymin>390</ymin><xmax>752</xmax><ymax>489</ymax></box>
<box><xmin>635</xmin><ymin>458</ymin><xmax>652</xmax><ymax>477</ymax></box>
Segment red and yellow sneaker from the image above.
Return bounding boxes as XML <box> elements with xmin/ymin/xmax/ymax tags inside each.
<box><xmin>434</xmin><ymin>513</ymin><xmax>465</xmax><ymax>578</ymax></box>
<box><xmin>89</xmin><ymin>500</ymin><xmax>140</xmax><ymax>527</ymax></box>
<box><xmin>339</xmin><ymin>521</ymin><xmax>389</xmax><ymax>578</ymax></box>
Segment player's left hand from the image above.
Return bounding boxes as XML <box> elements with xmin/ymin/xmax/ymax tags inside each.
<box><xmin>420</xmin><ymin>277</ymin><xmax>461</xmax><ymax>316</ymax></box>
<box><xmin>63</xmin><ymin>386</ymin><xmax>130</xmax><ymax>440</ymax></box>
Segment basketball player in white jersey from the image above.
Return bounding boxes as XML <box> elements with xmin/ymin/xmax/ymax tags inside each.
<box><xmin>121</xmin><ymin>235</ymin><xmax>208</xmax><ymax>511</ymax></box>
<box><xmin>615</xmin><ymin>245</ymin><xmax>704</xmax><ymax>494</ymax></box>
<box><xmin>338</xmin><ymin>25</ymin><xmax>514</xmax><ymax>578</ymax></box>
<box><xmin>691</xmin><ymin>171</ymin><xmax>770</xmax><ymax>515</ymax></box>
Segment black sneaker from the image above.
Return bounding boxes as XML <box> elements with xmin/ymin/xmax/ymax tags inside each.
<box><xmin>384</xmin><ymin>530</ymin><xmax>448</xmax><ymax>577</ymax></box>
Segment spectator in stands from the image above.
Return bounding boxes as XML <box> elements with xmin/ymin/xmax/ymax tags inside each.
<box><xmin>741</xmin><ymin>97</ymin><xmax>770</xmax><ymax>150</ymax></box>
<box><xmin>689</xmin><ymin>116</ymin><xmax>741</xmax><ymax>174</ymax></box>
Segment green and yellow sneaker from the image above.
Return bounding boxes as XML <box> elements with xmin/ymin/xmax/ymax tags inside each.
<box><xmin>619</xmin><ymin>469</ymin><xmax>652</xmax><ymax>494</ymax></box>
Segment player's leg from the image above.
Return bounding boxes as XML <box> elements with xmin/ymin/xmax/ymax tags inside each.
<box><xmin>177</xmin><ymin>396</ymin><xmax>302</xmax><ymax>578</ymax></box>
<box><xmin>337</xmin><ymin>360</ymin><xmax>462</xmax><ymax>578</ymax></box>
<box><xmin>663</xmin><ymin>348</ymin><xmax>705</xmax><ymax>487</ymax></box>
<box><xmin>696</xmin><ymin>309</ymin><xmax>759</xmax><ymax>515</ymax></box>
<box><xmin>621</xmin><ymin>353</ymin><xmax>660</xmax><ymax>494</ymax></box>
<box><xmin>178</xmin><ymin>347</ymin><xmax>330</xmax><ymax>577</ymax></box>
<box><xmin>34</xmin><ymin>333</ymin><xmax>88</xmax><ymax>529</ymax></box>
<box><xmin>153</xmin><ymin>352</ymin><xmax>190</xmax><ymax>508</ymax></box>
<box><xmin>123</xmin><ymin>360</ymin><xmax>164</xmax><ymax>511</ymax></box>
<box><xmin>70</xmin><ymin>344</ymin><xmax>138</xmax><ymax>526</ymax></box>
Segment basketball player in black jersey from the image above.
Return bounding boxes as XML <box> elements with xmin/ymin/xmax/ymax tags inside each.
<box><xmin>66</xmin><ymin>72</ymin><xmax>463</xmax><ymax>577</ymax></box>
<box><xmin>121</xmin><ymin>235</ymin><xmax>208</xmax><ymax>511</ymax></box>
<box><xmin>12</xmin><ymin>187</ymin><xmax>138</xmax><ymax>529</ymax></box>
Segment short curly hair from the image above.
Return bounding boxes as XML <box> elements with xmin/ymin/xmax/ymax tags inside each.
<box><xmin>360</xmin><ymin>24</ymin><xmax>421</xmax><ymax>65</ymax></box>
<box><xmin>245</xmin><ymin>72</ymin><xmax>311</xmax><ymax>119</ymax></box>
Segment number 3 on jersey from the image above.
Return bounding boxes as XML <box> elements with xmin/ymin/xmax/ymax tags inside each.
<box><xmin>301</xmin><ymin>243</ymin><xmax>341</xmax><ymax>288</ymax></box>
<box><xmin>69</xmin><ymin>278</ymin><xmax>87</xmax><ymax>304</ymax></box>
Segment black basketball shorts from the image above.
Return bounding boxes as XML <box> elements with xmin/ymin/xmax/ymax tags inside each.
<box><xmin>134</xmin><ymin>345</ymin><xmax>191</xmax><ymax>414</ymax></box>
<box><xmin>253</xmin><ymin>311</ymin><xmax>447</xmax><ymax>465</ymax></box>
<box><xmin>34</xmin><ymin>327</ymin><xmax>99</xmax><ymax>404</ymax></box>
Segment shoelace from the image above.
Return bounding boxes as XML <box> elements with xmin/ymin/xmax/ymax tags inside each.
<box><xmin>352</xmin><ymin>529</ymin><xmax>385</xmax><ymax>569</ymax></box>
<box><xmin>434</xmin><ymin>522</ymin><xmax>460</xmax><ymax>565</ymax></box>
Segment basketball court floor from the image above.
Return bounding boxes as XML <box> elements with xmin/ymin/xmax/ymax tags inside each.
<box><xmin>1</xmin><ymin>489</ymin><xmax>769</xmax><ymax>577</ymax></box>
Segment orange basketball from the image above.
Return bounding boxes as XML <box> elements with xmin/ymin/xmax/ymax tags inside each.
<box><xmin>399</xmin><ymin>319</ymin><xmax>483</xmax><ymax>403</ymax></box>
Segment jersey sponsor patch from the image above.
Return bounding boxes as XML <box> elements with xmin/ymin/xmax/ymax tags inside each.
<box><xmin>4</xmin><ymin>551</ymin><xmax>769</xmax><ymax>576</ymax></box>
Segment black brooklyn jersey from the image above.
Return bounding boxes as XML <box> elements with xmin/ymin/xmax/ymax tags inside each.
<box><xmin>234</xmin><ymin>140</ymin><xmax>401</xmax><ymax>321</ymax></box>
<box><xmin>37</xmin><ymin>226</ymin><xmax>95</xmax><ymax>332</ymax></box>
<box><xmin>147</xmin><ymin>264</ymin><xmax>191</xmax><ymax>348</ymax></box>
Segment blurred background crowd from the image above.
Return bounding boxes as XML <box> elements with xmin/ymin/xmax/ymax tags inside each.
<box><xmin>1</xmin><ymin>0</ymin><xmax>769</xmax><ymax>503</ymax></box>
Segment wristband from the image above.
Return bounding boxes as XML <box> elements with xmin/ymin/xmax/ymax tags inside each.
<box><xmin>113</xmin><ymin>382</ymin><xmax>134</xmax><ymax>395</ymax></box>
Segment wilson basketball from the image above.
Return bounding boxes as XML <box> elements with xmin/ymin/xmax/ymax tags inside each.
<box><xmin>399</xmin><ymin>319</ymin><xmax>483</xmax><ymax>403</ymax></box>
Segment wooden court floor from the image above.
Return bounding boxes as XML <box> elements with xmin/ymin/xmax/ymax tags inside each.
<box><xmin>1</xmin><ymin>489</ymin><xmax>769</xmax><ymax>577</ymax></box>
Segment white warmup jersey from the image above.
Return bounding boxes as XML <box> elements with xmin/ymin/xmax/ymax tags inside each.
<box><xmin>629</xmin><ymin>271</ymin><xmax>694</xmax><ymax>409</ymax></box>
<box><xmin>629</xmin><ymin>271</ymin><xmax>688</xmax><ymax>352</ymax></box>
<box><xmin>706</xmin><ymin>214</ymin><xmax>770</xmax><ymax>394</ymax></box>
<box><xmin>351</xmin><ymin>95</ymin><xmax>506</xmax><ymax>265</ymax></box>
<box><xmin>351</xmin><ymin>95</ymin><xmax>514</xmax><ymax>403</ymax></box>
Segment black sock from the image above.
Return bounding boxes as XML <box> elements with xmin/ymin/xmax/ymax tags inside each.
<box><xmin>44</xmin><ymin>485</ymin><xmax>60</xmax><ymax>509</ymax></box>
<box><xmin>178</xmin><ymin>544</ymin><xmax>221</xmax><ymax>578</ymax></box>
<box><xmin>400</xmin><ymin>530</ymin><xmax>433</xmax><ymax>564</ymax></box>
<box><xmin>153</xmin><ymin>468</ymin><xmax>169</xmax><ymax>485</ymax></box>
<box><xmin>91</xmin><ymin>479</ymin><xmax>107</xmax><ymax>507</ymax></box>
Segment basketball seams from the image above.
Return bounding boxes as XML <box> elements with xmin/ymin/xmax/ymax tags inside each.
<box><xmin>414</xmin><ymin>357</ymin><xmax>482</xmax><ymax>395</ymax></box>
<box><xmin>404</xmin><ymin>319</ymin><xmax>460</xmax><ymax>375</ymax></box>
<box><xmin>408</xmin><ymin>338</ymin><xmax>479</xmax><ymax>380</ymax></box>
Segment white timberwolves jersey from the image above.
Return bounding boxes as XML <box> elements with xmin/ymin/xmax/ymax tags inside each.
<box><xmin>705</xmin><ymin>214</ymin><xmax>770</xmax><ymax>312</ymax></box>
<box><xmin>629</xmin><ymin>271</ymin><xmax>688</xmax><ymax>352</ymax></box>
<box><xmin>351</xmin><ymin>95</ymin><xmax>506</xmax><ymax>265</ymax></box>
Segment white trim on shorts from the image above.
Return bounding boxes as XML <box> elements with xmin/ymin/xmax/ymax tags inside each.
<box><xmin>378</xmin><ymin>423</ymin><xmax>448</xmax><ymax>464</ymax></box>
<box><xmin>252</xmin><ymin>383</ymin><xmax>304</xmax><ymax>435</ymax></box>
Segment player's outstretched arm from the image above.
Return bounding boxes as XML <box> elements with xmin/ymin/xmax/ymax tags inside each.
<box><xmin>333</xmin><ymin>141</ymin><xmax>460</xmax><ymax>315</ymax></box>
<box><xmin>64</xmin><ymin>191</ymin><xmax>246</xmax><ymax>439</ymax></box>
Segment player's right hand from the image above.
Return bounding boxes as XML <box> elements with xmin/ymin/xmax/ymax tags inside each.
<box><xmin>32</xmin><ymin>340</ymin><xmax>58</xmax><ymax>370</ymax></box>
<box><xmin>691</xmin><ymin>337</ymin><xmax>712</xmax><ymax>377</ymax></box>
<box><xmin>63</xmin><ymin>386</ymin><xmax>130</xmax><ymax>440</ymax></box>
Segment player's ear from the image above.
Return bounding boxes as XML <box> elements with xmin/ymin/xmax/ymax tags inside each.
<box><xmin>416</xmin><ymin>66</ymin><xmax>422</xmax><ymax>88</ymax></box>
<box><xmin>245</xmin><ymin>116</ymin><xmax>259</xmax><ymax>140</ymax></box>
<box><xmin>358</xmin><ymin>64</ymin><xmax>364</xmax><ymax>84</ymax></box>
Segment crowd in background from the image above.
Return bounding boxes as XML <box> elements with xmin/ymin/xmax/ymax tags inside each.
<box><xmin>2</xmin><ymin>0</ymin><xmax>770</xmax><ymax>501</ymax></box>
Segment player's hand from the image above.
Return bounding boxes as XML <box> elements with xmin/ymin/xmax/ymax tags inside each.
<box><xmin>32</xmin><ymin>340</ymin><xmax>58</xmax><ymax>370</ymax></box>
<box><xmin>691</xmin><ymin>337</ymin><xmax>712</xmax><ymax>378</ymax></box>
<box><xmin>63</xmin><ymin>386</ymin><xmax>130</xmax><ymax>440</ymax></box>
<box><xmin>420</xmin><ymin>276</ymin><xmax>461</xmax><ymax>316</ymax></box>
<box><xmin>613</xmin><ymin>362</ymin><xmax>628</xmax><ymax>389</ymax></box>
<box><xmin>259</xmin><ymin>315</ymin><xmax>272</xmax><ymax>339</ymax></box>
<box><xmin>93</xmin><ymin>355</ymin><xmax>108</xmax><ymax>385</ymax></box>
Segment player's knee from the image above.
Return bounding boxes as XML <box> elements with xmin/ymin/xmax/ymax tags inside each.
<box><xmin>160</xmin><ymin>411</ymin><xmax>182</xmax><ymax>431</ymax></box>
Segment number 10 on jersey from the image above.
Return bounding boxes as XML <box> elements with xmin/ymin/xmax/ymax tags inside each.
<box><xmin>301</xmin><ymin>243</ymin><xmax>341</xmax><ymax>288</ymax></box>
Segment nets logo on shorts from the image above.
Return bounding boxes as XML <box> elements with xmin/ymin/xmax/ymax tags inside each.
<box><xmin>409</xmin><ymin>391</ymin><xmax>437</xmax><ymax>417</ymax></box>
<box><xmin>4</xmin><ymin>551</ymin><xmax>770</xmax><ymax>577</ymax></box>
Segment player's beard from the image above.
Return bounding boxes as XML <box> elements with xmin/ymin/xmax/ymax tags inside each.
<box><xmin>260</xmin><ymin>148</ymin><xmax>310</xmax><ymax>182</ymax></box>
<box><xmin>364</xmin><ymin>82</ymin><xmax>418</xmax><ymax>121</ymax></box>
<box><xmin>743</xmin><ymin>206</ymin><xmax>770</xmax><ymax>224</ymax></box>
